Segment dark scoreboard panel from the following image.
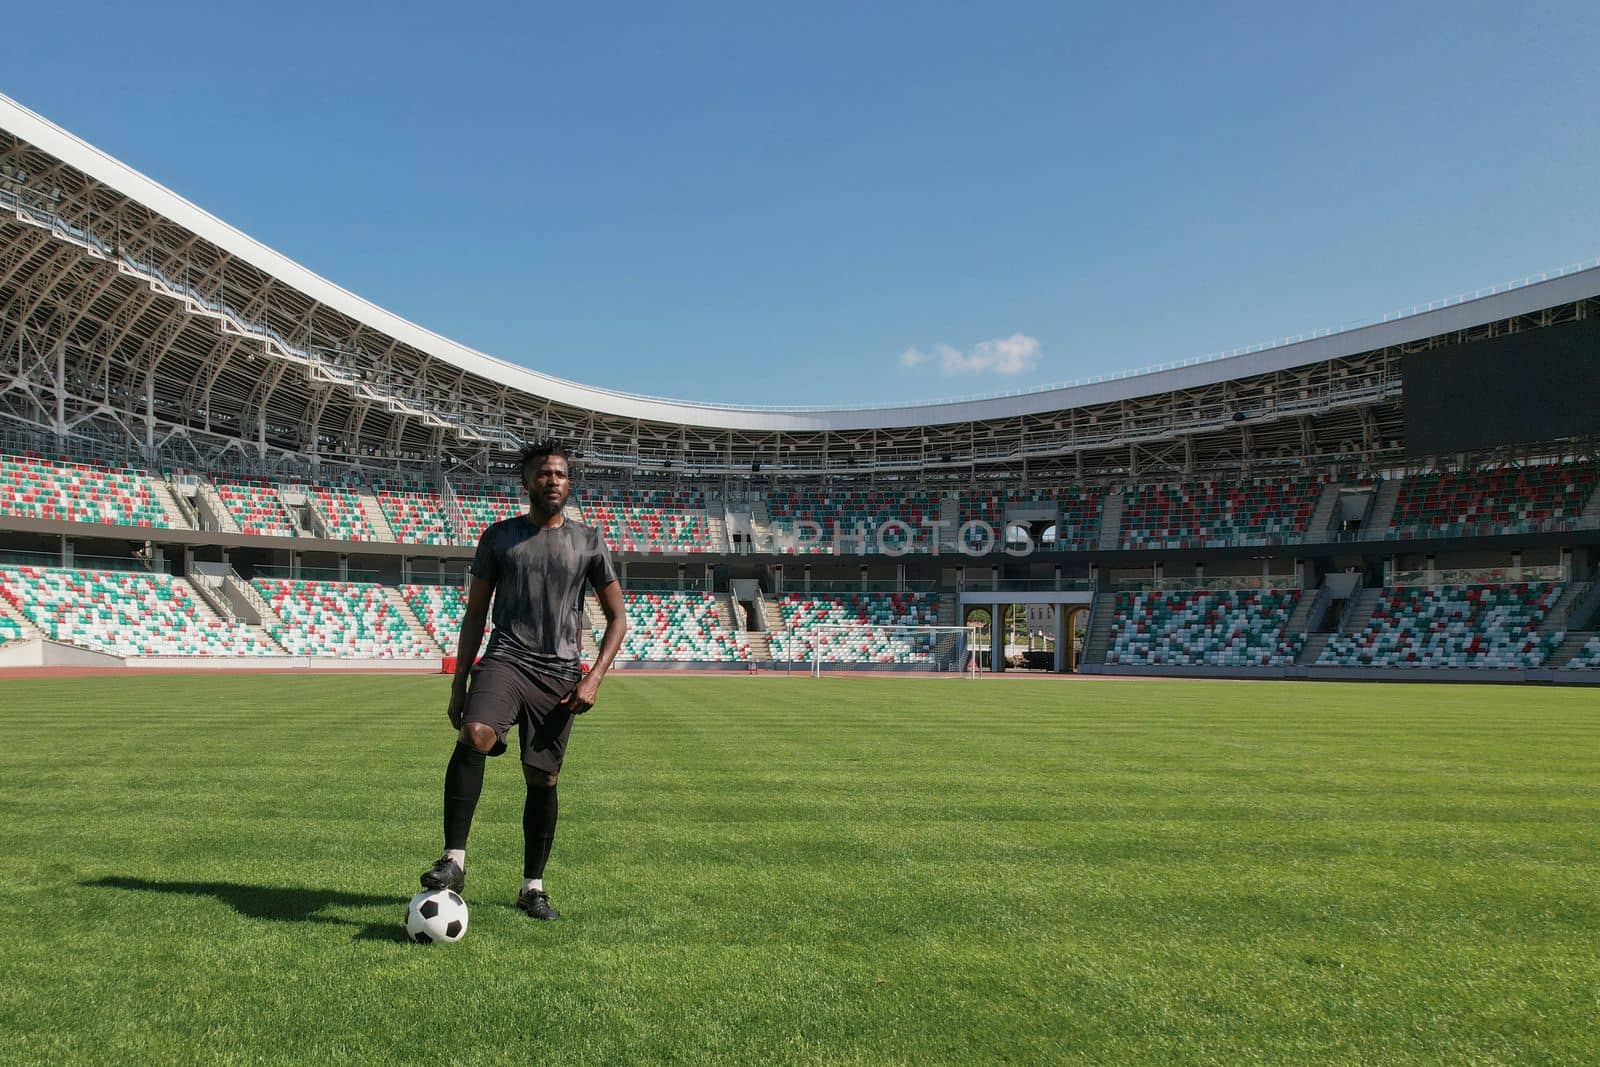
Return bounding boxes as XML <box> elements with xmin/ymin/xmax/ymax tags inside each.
<box><xmin>1403</xmin><ymin>316</ymin><xmax>1600</xmax><ymax>457</ymax></box>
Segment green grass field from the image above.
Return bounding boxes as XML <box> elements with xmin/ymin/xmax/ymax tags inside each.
<box><xmin>1</xmin><ymin>674</ymin><xmax>1596</xmax><ymax>1064</ymax></box>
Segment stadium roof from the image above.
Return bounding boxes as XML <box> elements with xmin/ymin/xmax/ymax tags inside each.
<box><xmin>1</xmin><ymin>92</ymin><xmax>1596</xmax><ymax>475</ymax></box>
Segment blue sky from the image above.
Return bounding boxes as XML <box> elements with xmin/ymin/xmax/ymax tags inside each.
<box><xmin>3</xmin><ymin>2</ymin><xmax>1597</xmax><ymax>407</ymax></box>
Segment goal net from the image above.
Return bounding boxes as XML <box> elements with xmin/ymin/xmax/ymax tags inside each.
<box><xmin>772</xmin><ymin>624</ymin><xmax>979</xmax><ymax>676</ymax></box>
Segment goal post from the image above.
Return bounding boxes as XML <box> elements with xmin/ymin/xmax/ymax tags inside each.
<box><xmin>784</xmin><ymin>623</ymin><xmax>980</xmax><ymax>677</ymax></box>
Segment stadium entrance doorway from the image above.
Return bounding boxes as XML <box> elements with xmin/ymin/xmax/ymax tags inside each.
<box><xmin>959</xmin><ymin>590</ymin><xmax>1093</xmax><ymax>673</ymax></box>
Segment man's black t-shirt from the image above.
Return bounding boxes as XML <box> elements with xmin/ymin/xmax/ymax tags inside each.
<box><xmin>470</xmin><ymin>514</ymin><xmax>618</xmax><ymax>680</ymax></box>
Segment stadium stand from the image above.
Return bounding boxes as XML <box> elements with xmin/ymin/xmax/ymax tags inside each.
<box><xmin>454</xmin><ymin>486</ymin><xmax>524</xmax><ymax>542</ymax></box>
<box><xmin>1317</xmin><ymin>583</ymin><xmax>1564</xmax><ymax>668</ymax></box>
<box><xmin>1386</xmin><ymin>464</ymin><xmax>1599</xmax><ymax>538</ymax></box>
<box><xmin>401</xmin><ymin>583</ymin><xmax>489</xmax><ymax>650</ymax></box>
<box><xmin>1105</xmin><ymin>589</ymin><xmax>1304</xmax><ymax>667</ymax></box>
<box><xmin>0</xmin><ymin>566</ymin><xmax>277</xmax><ymax>656</ymax></box>
<box><xmin>212</xmin><ymin>476</ymin><xmax>297</xmax><ymax>537</ymax></box>
<box><xmin>307</xmin><ymin>482</ymin><xmax>379</xmax><ymax>541</ymax></box>
<box><xmin>769</xmin><ymin>591</ymin><xmax>940</xmax><ymax>662</ymax></box>
<box><xmin>374</xmin><ymin>482</ymin><xmax>457</xmax><ymax>546</ymax></box>
<box><xmin>0</xmin><ymin>614</ymin><xmax>26</xmax><ymax>646</ymax></box>
<box><xmin>1052</xmin><ymin>488</ymin><xmax>1103</xmax><ymax>551</ymax></box>
<box><xmin>1565</xmin><ymin>636</ymin><xmax>1600</xmax><ymax>669</ymax></box>
<box><xmin>0</xmin><ymin>452</ymin><xmax>169</xmax><ymax>528</ymax></box>
<box><xmin>767</xmin><ymin>490</ymin><xmax>942</xmax><ymax>553</ymax></box>
<box><xmin>957</xmin><ymin>488</ymin><xmax>1102</xmax><ymax>552</ymax></box>
<box><xmin>1119</xmin><ymin>477</ymin><xmax>1323</xmax><ymax>549</ymax></box>
<box><xmin>579</xmin><ymin>488</ymin><xmax>713</xmax><ymax>553</ymax></box>
<box><xmin>611</xmin><ymin>591</ymin><xmax>749</xmax><ymax>661</ymax></box>
<box><xmin>252</xmin><ymin>577</ymin><xmax>436</xmax><ymax>657</ymax></box>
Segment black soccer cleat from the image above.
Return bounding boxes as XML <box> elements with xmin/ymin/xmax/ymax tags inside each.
<box><xmin>420</xmin><ymin>855</ymin><xmax>465</xmax><ymax>893</ymax></box>
<box><xmin>515</xmin><ymin>887</ymin><xmax>560</xmax><ymax>921</ymax></box>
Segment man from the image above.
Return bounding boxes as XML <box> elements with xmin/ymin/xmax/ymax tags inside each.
<box><xmin>418</xmin><ymin>441</ymin><xmax>626</xmax><ymax>921</ymax></box>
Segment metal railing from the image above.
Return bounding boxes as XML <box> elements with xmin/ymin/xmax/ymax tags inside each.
<box><xmin>1389</xmin><ymin>565</ymin><xmax>1563</xmax><ymax>588</ymax></box>
<box><xmin>793</xmin><ymin>579</ymin><xmax>935</xmax><ymax>594</ymax></box>
<box><xmin>620</xmin><ymin>577</ymin><xmax>710</xmax><ymax>592</ymax></box>
<box><xmin>7</xmin><ymin>186</ymin><xmax>1592</xmax><ymax>417</ymax></box>
<box><xmin>1383</xmin><ymin>516</ymin><xmax>1599</xmax><ymax>540</ymax></box>
<box><xmin>251</xmin><ymin>564</ymin><xmax>383</xmax><ymax>584</ymax></box>
<box><xmin>962</xmin><ymin>576</ymin><xmax>1093</xmax><ymax>592</ymax></box>
<box><xmin>0</xmin><ymin>550</ymin><xmax>166</xmax><ymax>573</ymax></box>
<box><xmin>1113</xmin><ymin>574</ymin><xmax>1301</xmax><ymax>592</ymax></box>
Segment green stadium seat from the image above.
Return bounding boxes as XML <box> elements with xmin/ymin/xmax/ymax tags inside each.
<box><xmin>0</xmin><ymin>565</ymin><xmax>276</xmax><ymax>657</ymax></box>
<box><xmin>0</xmin><ymin>451</ymin><xmax>171</xmax><ymax>529</ymax></box>
<box><xmin>1318</xmin><ymin>583</ymin><xmax>1562</xmax><ymax>668</ymax></box>
<box><xmin>252</xmin><ymin>577</ymin><xmax>435</xmax><ymax>657</ymax></box>
<box><xmin>1106</xmin><ymin>589</ymin><xmax>1303</xmax><ymax>667</ymax></box>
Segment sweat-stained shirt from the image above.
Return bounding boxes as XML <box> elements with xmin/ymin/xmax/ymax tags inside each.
<box><xmin>469</xmin><ymin>514</ymin><xmax>618</xmax><ymax>680</ymax></box>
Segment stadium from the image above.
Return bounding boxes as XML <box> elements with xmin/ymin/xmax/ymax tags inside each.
<box><xmin>2</xmin><ymin>82</ymin><xmax>1597</xmax><ymax>1064</ymax></box>
<box><xmin>0</xmin><ymin>93</ymin><xmax>1596</xmax><ymax>680</ymax></box>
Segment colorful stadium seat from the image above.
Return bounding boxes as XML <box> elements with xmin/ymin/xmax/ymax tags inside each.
<box><xmin>580</xmin><ymin>488</ymin><xmax>713</xmax><ymax>553</ymax></box>
<box><xmin>1565</xmin><ymin>636</ymin><xmax>1600</xmax><ymax>669</ymax></box>
<box><xmin>454</xmin><ymin>486</ymin><xmax>525</xmax><ymax>542</ymax></box>
<box><xmin>767</xmin><ymin>491</ymin><xmax>942</xmax><ymax>554</ymax></box>
<box><xmin>306</xmin><ymin>483</ymin><xmax>378</xmax><ymax>541</ymax></box>
<box><xmin>374</xmin><ymin>482</ymin><xmax>458</xmax><ymax>546</ymax></box>
<box><xmin>212</xmin><ymin>476</ymin><xmax>297</xmax><ymax>537</ymax></box>
<box><xmin>1119</xmin><ymin>478</ymin><xmax>1323</xmax><ymax>549</ymax></box>
<box><xmin>401</xmin><ymin>583</ymin><xmax>490</xmax><ymax>650</ymax></box>
<box><xmin>1387</xmin><ymin>465</ymin><xmax>1599</xmax><ymax>539</ymax></box>
<box><xmin>604</xmin><ymin>591</ymin><xmax>748</xmax><ymax>661</ymax></box>
<box><xmin>252</xmin><ymin>577</ymin><xmax>435</xmax><ymax>657</ymax></box>
<box><xmin>1318</xmin><ymin>583</ymin><xmax>1563</xmax><ymax>668</ymax></box>
<box><xmin>0</xmin><ymin>566</ymin><xmax>277</xmax><ymax>657</ymax></box>
<box><xmin>0</xmin><ymin>452</ymin><xmax>170</xmax><ymax>528</ymax></box>
<box><xmin>769</xmin><ymin>592</ymin><xmax>940</xmax><ymax>662</ymax></box>
<box><xmin>1105</xmin><ymin>589</ymin><xmax>1304</xmax><ymax>667</ymax></box>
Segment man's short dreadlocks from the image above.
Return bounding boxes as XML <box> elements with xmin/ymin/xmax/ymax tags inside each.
<box><xmin>518</xmin><ymin>440</ymin><xmax>576</xmax><ymax>481</ymax></box>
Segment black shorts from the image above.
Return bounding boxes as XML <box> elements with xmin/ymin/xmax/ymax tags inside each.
<box><xmin>461</xmin><ymin>658</ymin><xmax>580</xmax><ymax>774</ymax></box>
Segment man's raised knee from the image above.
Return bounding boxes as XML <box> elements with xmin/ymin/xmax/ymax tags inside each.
<box><xmin>459</xmin><ymin>722</ymin><xmax>497</xmax><ymax>753</ymax></box>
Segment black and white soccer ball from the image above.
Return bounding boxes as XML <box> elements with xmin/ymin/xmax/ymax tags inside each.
<box><xmin>406</xmin><ymin>889</ymin><xmax>469</xmax><ymax>944</ymax></box>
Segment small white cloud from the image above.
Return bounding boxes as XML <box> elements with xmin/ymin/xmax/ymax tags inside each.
<box><xmin>899</xmin><ymin>334</ymin><xmax>1041</xmax><ymax>376</ymax></box>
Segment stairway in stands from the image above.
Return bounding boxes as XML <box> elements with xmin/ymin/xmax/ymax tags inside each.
<box><xmin>224</xmin><ymin>573</ymin><xmax>287</xmax><ymax>632</ymax></box>
<box><xmin>184</xmin><ymin>574</ymin><xmax>284</xmax><ymax>653</ymax></box>
<box><xmin>748</xmin><ymin>499</ymin><xmax>775</xmax><ymax>551</ymax></box>
<box><xmin>1295</xmin><ymin>633</ymin><xmax>1332</xmax><ymax>665</ymax></box>
<box><xmin>1334</xmin><ymin>587</ymin><xmax>1382</xmax><ymax>638</ymax></box>
<box><xmin>1096</xmin><ymin>493</ymin><xmax>1124</xmax><ymax>550</ymax></box>
<box><xmin>1544</xmin><ymin>630</ymin><xmax>1594</xmax><ymax>669</ymax></box>
<box><xmin>1304</xmin><ymin>483</ymin><xmax>1342</xmax><ymax>542</ymax></box>
<box><xmin>581</xmin><ymin>593</ymin><xmax>606</xmax><ymax>659</ymax></box>
<box><xmin>1362</xmin><ymin>479</ymin><xmax>1402</xmax><ymax>539</ymax></box>
<box><xmin>384</xmin><ymin>587</ymin><xmax>442</xmax><ymax>654</ymax></box>
<box><xmin>1079</xmin><ymin>595</ymin><xmax>1116</xmax><ymax>666</ymax></box>
<box><xmin>194</xmin><ymin>477</ymin><xmax>241</xmax><ymax>534</ymax></box>
<box><xmin>356</xmin><ymin>488</ymin><xmax>398</xmax><ymax>542</ymax></box>
<box><xmin>744</xmin><ymin>630</ymin><xmax>773</xmax><ymax>663</ymax></box>
<box><xmin>1285</xmin><ymin>585</ymin><xmax>1320</xmax><ymax>634</ymax></box>
<box><xmin>1297</xmin><ymin>586</ymin><xmax>1381</xmax><ymax>665</ymax></box>
<box><xmin>148</xmin><ymin>477</ymin><xmax>195</xmax><ymax>529</ymax></box>
<box><xmin>0</xmin><ymin>594</ymin><xmax>41</xmax><ymax>642</ymax></box>
<box><xmin>705</xmin><ymin>511</ymin><xmax>731</xmax><ymax>553</ymax></box>
<box><xmin>1539</xmin><ymin>575</ymin><xmax>1597</xmax><ymax>667</ymax></box>
<box><xmin>1580</xmin><ymin>480</ymin><xmax>1600</xmax><ymax>528</ymax></box>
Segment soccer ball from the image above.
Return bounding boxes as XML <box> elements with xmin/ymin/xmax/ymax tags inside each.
<box><xmin>406</xmin><ymin>889</ymin><xmax>469</xmax><ymax>944</ymax></box>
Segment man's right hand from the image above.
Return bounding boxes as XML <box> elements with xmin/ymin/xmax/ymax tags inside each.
<box><xmin>447</xmin><ymin>682</ymin><xmax>468</xmax><ymax>729</ymax></box>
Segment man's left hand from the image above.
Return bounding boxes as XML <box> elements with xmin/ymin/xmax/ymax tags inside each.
<box><xmin>559</xmin><ymin>674</ymin><xmax>601</xmax><ymax>714</ymax></box>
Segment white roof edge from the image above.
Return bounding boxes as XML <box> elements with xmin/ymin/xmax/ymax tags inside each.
<box><xmin>5</xmin><ymin>92</ymin><xmax>1599</xmax><ymax>434</ymax></box>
